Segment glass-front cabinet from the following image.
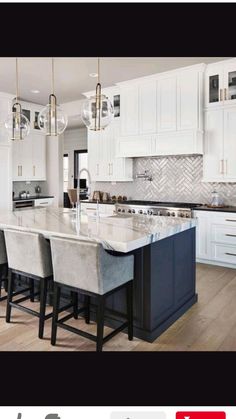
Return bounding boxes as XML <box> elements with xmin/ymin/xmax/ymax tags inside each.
<box><xmin>205</xmin><ymin>60</ymin><xmax>236</xmax><ymax>108</ymax></box>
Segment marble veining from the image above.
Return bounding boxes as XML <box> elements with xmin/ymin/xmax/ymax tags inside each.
<box><xmin>0</xmin><ymin>208</ymin><xmax>196</xmax><ymax>253</ymax></box>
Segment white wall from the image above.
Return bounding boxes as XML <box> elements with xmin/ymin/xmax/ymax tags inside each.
<box><xmin>63</xmin><ymin>127</ymin><xmax>87</xmax><ymax>189</ymax></box>
<box><xmin>0</xmin><ymin>92</ymin><xmax>14</xmax><ymax>210</ymax></box>
<box><xmin>46</xmin><ymin>135</ymin><xmax>64</xmax><ymax>207</ymax></box>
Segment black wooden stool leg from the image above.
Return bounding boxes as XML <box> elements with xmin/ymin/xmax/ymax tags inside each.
<box><xmin>96</xmin><ymin>296</ymin><xmax>105</xmax><ymax>352</ymax></box>
<box><xmin>127</xmin><ymin>281</ymin><xmax>133</xmax><ymax>341</ymax></box>
<box><xmin>0</xmin><ymin>265</ymin><xmax>3</xmax><ymax>297</ymax></box>
<box><xmin>85</xmin><ymin>295</ymin><xmax>90</xmax><ymax>324</ymax></box>
<box><xmin>6</xmin><ymin>270</ymin><xmax>14</xmax><ymax>323</ymax></box>
<box><xmin>39</xmin><ymin>278</ymin><xmax>47</xmax><ymax>339</ymax></box>
<box><xmin>51</xmin><ymin>283</ymin><xmax>61</xmax><ymax>345</ymax></box>
<box><xmin>30</xmin><ymin>278</ymin><xmax>35</xmax><ymax>302</ymax></box>
<box><xmin>72</xmin><ymin>291</ymin><xmax>78</xmax><ymax>319</ymax></box>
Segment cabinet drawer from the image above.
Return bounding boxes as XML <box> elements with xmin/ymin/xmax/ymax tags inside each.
<box><xmin>34</xmin><ymin>198</ymin><xmax>54</xmax><ymax>207</ymax></box>
<box><xmin>211</xmin><ymin>243</ymin><xmax>236</xmax><ymax>265</ymax></box>
<box><xmin>211</xmin><ymin>224</ymin><xmax>236</xmax><ymax>245</ymax></box>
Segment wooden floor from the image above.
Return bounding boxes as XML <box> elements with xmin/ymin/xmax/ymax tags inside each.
<box><xmin>1</xmin><ymin>262</ymin><xmax>236</xmax><ymax>351</ymax></box>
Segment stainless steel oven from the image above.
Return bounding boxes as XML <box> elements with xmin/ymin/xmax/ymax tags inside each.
<box><xmin>13</xmin><ymin>200</ymin><xmax>35</xmax><ymax>210</ymax></box>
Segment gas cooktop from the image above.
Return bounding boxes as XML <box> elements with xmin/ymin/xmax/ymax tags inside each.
<box><xmin>121</xmin><ymin>200</ymin><xmax>202</xmax><ymax>208</ymax></box>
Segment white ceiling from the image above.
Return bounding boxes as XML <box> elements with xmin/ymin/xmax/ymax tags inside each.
<box><xmin>0</xmin><ymin>57</ymin><xmax>230</xmax><ymax>106</ymax></box>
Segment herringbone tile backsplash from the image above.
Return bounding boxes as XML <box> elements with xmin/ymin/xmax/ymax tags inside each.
<box><xmin>91</xmin><ymin>156</ymin><xmax>236</xmax><ymax>205</ymax></box>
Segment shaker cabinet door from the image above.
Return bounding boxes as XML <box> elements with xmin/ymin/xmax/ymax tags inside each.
<box><xmin>223</xmin><ymin>107</ymin><xmax>236</xmax><ymax>180</ymax></box>
<box><xmin>139</xmin><ymin>80</ymin><xmax>157</xmax><ymax>134</ymax></box>
<box><xmin>203</xmin><ymin>109</ymin><xmax>224</xmax><ymax>181</ymax></box>
<box><xmin>177</xmin><ymin>70</ymin><xmax>199</xmax><ymax>130</ymax></box>
<box><xmin>120</xmin><ymin>85</ymin><xmax>139</xmax><ymax>136</ymax></box>
<box><xmin>157</xmin><ymin>75</ymin><xmax>176</xmax><ymax>132</ymax></box>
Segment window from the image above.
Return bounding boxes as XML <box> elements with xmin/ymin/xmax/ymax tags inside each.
<box><xmin>63</xmin><ymin>154</ymin><xmax>69</xmax><ymax>193</ymax></box>
<box><xmin>74</xmin><ymin>150</ymin><xmax>88</xmax><ymax>188</ymax></box>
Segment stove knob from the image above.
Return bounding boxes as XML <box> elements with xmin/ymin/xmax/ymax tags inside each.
<box><xmin>148</xmin><ymin>210</ymin><xmax>153</xmax><ymax>215</ymax></box>
<box><xmin>179</xmin><ymin>213</ymin><xmax>184</xmax><ymax>217</ymax></box>
<box><xmin>122</xmin><ymin>209</ymin><xmax>125</xmax><ymax>213</ymax></box>
<box><xmin>139</xmin><ymin>210</ymin><xmax>143</xmax><ymax>214</ymax></box>
<box><xmin>132</xmin><ymin>209</ymin><xmax>135</xmax><ymax>214</ymax></box>
<box><xmin>185</xmin><ymin>213</ymin><xmax>190</xmax><ymax>218</ymax></box>
<box><xmin>117</xmin><ymin>208</ymin><xmax>121</xmax><ymax>212</ymax></box>
<box><xmin>171</xmin><ymin>212</ymin><xmax>176</xmax><ymax>217</ymax></box>
<box><xmin>128</xmin><ymin>209</ymin><xmax>132</xmax><ymax>213</ymax></box>
<box><xmin>167</xmin><ymin>211</ymin><xmax>170</xmax><ymax>216</ymax></box>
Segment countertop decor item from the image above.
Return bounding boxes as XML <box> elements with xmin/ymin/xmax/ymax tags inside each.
<box><xmin>38</xmin><ymin>58</ymin><xmax>68</xmax><ymax>136</ymax></box>
<box><xmin>5</xmin><ymin>58</ymin><xmax>30</xmax><ymax>141</ymax></box>
<box><xmin>81</xmin><ymin>57</ymin><xmax>114</xmax><ymax>131</ymax></box>
<box><xmin>92</xmin><ymin>191</ymin><xmax>101</xmax><ymax>201</ymax></box>
<box><xmin>35</xmin><ymin>185</ymin><xmax>41</xmax><ymax>195</ymax></box>
<box><xmin>209</xmin><ymin>190</ymin><xmax>225</xmax><ymax>207</ymax></box>
<box><xmin>102</xmin><ymin>192</ymin><xmax>110</xmax><ymax>202</ymax></box>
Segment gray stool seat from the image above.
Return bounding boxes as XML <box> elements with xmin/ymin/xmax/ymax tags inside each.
<box><xmin>50</xmin><ymin>237</ymin><xmax>134</xmax><ymax>351</ymax></box>
<box><xmin>4</xmin><ymin>229</ymin><xmax>54</xmax><ymax>339</ymax></box>
<box><xmin>0</xmin><ymin>230</ymin><xmax>8</xmax><ymax>302</ymax></box>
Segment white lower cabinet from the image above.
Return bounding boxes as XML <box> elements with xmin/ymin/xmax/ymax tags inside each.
<box><xmin>80</xmin><ymin>202</ymin><xmax>115</xmax><ymax>216</ymax></box>
<box><xmin>34</xmin><ymin>197</ymin><xmax>54</xmax><ymax>207</ymax></box>
<box><xmin>194</xmin><ymin>210</ymin><xmax>236</xmax><ymax>268</ymax></box>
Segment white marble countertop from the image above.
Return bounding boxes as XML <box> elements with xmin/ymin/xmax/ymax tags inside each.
<box><xmin>0</xmin><ymin>208</ymin><xmax>196</xmax><ymax>253</ymax></box>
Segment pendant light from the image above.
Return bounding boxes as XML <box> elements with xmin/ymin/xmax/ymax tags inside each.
<box><xmin>81</xmin><ymin>57</ymin><xmax>114</xmax><ymax>130</ymax></box>
<box><xmin>5</xmin><ymin>58</ymin><xmax>30</xmax><ymax>140</ymax></box>
<box><xmin>38</xmin><ymin>58</ymin><xmax>68</xmax><ymax>136</ymax></box>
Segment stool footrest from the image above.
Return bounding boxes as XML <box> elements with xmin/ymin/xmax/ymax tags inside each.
<box><xmin>103</xmin><ymin>321</ymin><xmax>128</xmax><ymax>344</ymax></box>
<box><xmin>0</xmin><ymin>294</ymin><xmax>7</xmax><ymax>302</ymax></box>
<box><xmin>57</xmin><ymin>321</ymin><xmax>97</xmax><ymax>342</ymax></box>
<box><xmin>12</xmin><ymin>287</ymin><xmax>31</xmax><ymax>297</ymax></box>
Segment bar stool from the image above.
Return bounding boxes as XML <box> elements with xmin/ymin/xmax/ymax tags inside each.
<box><xmin>0</xmin><ymin>230</ymin><xmax>8</xmax><ymax>302</ymax></box>
<box><xmin>50</xmin><ymin>237</ymin><xmax>134</xmax><ymax>351</ymax></box>
<box><xmin>67</xmin><ymin>189</ymin><xmax>77</xmax><ymax>209</ymax></box>
<box><xmin>4</xmin><ymin>229</ymin><xmax>54</xmax><ymax>339</ymax></box>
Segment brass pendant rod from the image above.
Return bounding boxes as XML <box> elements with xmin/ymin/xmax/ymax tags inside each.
<box><xmin>16</xmin><ymin>57</ymin><xmax>19</xmax><ymax>102</ymax></box>
<box><xmin>51</xmin><ymin>57</ymin><xmax>55</xmax><ymax>95</ymax></box>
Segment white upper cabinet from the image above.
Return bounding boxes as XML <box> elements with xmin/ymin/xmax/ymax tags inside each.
<box><xmin>117</xmin><ymin>64</ymin><xmax>205</xmax><ymax>158</ymax></box>
<box><xmin>203</xmin><ymin>106</ymin><xmax>236</xmax><ymax>182</ymax></box>
<box><xmin>223</xmin><ymin>107</ymin><xmax>236</xmax><ymax>180</ymax></box>
<box><xmin>85</xmin><ymin>86</ymin><xmax>133</xmax><ymax>182</ymax></box>
<box><xmin>120</xmin><ymin>85</ymin><xmax>139</xmax><ymax>136</ymax></box>
<box><xmin>203</xmin><ymin>109</ymin><xmax>224</xmax><ymax>182</ymax></box>
<box><xmin>12</xmin><ymin>101</ymin><xmax>46</xmax><ymax>181</ymax></box>
<box><xmin>205</xmin><ymin>58</ymin><xmax>236</xmax><ymax>108</ymax></box>
<box><xmin>177</xmin><ymin>69</ymin><xmax>200</xmax><ymax>130</ymax></box>
<box><xmin>157</xmin><ymin>75</ymin><xmax>176</xmax><ymax>132</ymax></box>
<box><xmin>139</xmin><ymin>80</ymin><xmax>157</xmax><ymax>134</ymax></box>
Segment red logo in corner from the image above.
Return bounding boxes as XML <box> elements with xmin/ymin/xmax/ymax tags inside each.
<box><xmin>176</xmin><ymin>413</ymin><xmax>226</xmax><ymax>419</ymax></box>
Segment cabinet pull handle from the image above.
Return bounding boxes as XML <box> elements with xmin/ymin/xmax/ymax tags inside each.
<box><xmin>225</xmin><ymin>234</ymin><xmax>236</xmax><ymax>237</ymax></box>
<box><xmin>18</xmin><ymin>166</ymin><xmax>19</xmax><ymax>176</ymax></box>
<box><xmin>96</xmin><ymin>164</ymin><xmax>99</xmax><ymax>175</ymax></box>
<box><xmin>19</xmin><ymin>165</ymin><xmax>22</xmax><ymax>176</ymax></box>
<box><xmin>225</xmin><ymin>159</ymin><xmax>228</xmax><ymax>175</ymax></box>
<box><xmin>220</xmin><ymin>159</ymin><xmax>224</xmax><ymax>174</ymax></box>
<box><xmin>225</xmin><ymin>219</ymin><xmax>236</xmax><ymax>222</ymax></box>
<box><xmin>33</xmin><ymin>165</ymin><xmax>36</xmax><ymax>176</ymax></box>
<box><xmin>220</xmin><ymin>88</ymin><xmax>223</xmax><ymax>101</ymax></box>
<box><xmin>225</xmin><ymin>252</ymin><xmax>236</xmax><ymax>256</ymax></box>
<box><xmin>108</xmin><ymin>163</ymin><xmax>110</xmax><ymax>175</ymax></box>
<box><xmin>110</xmin><ymin>162</ymin><xmax>113</xmax><ymax>175</ymax></box>
<box><xmin>224</xmin><ymin>88</ymin><xmax>228</xmax><ymax>101</ymax></box>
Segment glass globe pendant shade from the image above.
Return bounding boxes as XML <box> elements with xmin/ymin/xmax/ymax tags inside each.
<box><xmin>81</xmin><ymin>84</ymin><xmax>114</xmax><ymax>131</ymax></box>
<box><xmin>5</xmin><ymin>103</ymin><xmax>30</xmax><ymax>140</ymax></box>
<box><xmin>38</xmin><ymin>94</ymin><xmax>68</xmax><ymax>136</ymax></box>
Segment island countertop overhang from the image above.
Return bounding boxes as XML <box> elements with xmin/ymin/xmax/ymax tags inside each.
<box><xmin>0</xmin><ymin>208</ymin><xmax>196</xmax><ymax>253</ymax></box>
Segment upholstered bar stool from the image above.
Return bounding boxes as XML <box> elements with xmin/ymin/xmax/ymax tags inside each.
<box><xmin>67</xmin><ymin>189</ymin><xmax>77</xmax><ymax>209</ymax></box>
<box><xmin>50</xmin><ymin>237</ymin><xmax>134</xmax><ymax>351</ymax></box>
<box><xmin>4</xmin><ymin>229</ymin><xmax>55</xmax><ymax>338</ymax></box>
<box><xmin>0</xmin><ymin>231</ymin><xmax>8</xmax><ymax>302</ymax></box>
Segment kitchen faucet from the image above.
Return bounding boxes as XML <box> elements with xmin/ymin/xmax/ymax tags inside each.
<box><xmin>77</xmin><ymin>168</ymin><xmax>91</xmax><ymax>201</ymax></box>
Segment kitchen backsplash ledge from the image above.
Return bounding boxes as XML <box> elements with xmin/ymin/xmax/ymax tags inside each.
<box><xmin>13</xmin><ymin>181</ymin><xmax>48</xmax><ymax>198</ymax></box>
<box><xmin>91</xmin><ymin>155</ymin><xmax>236</xmax><ymax>205</ymax></box>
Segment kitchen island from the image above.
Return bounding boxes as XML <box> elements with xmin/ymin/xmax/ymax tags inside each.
<box><xmin>0</xmin><ymin>208</ymin><xmax>197</xmax><ymax>342</ymax></box>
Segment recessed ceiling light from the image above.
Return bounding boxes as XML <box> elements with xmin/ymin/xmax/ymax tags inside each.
<box><xmin>31</xmin><ymin>89</ymin><xmax>40</xmax><ymax>94</ymax></box>
<box><xmin>89</xmin><ymin>72</ymin><xmax>98</xmax><ymax>78</ymax></box>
